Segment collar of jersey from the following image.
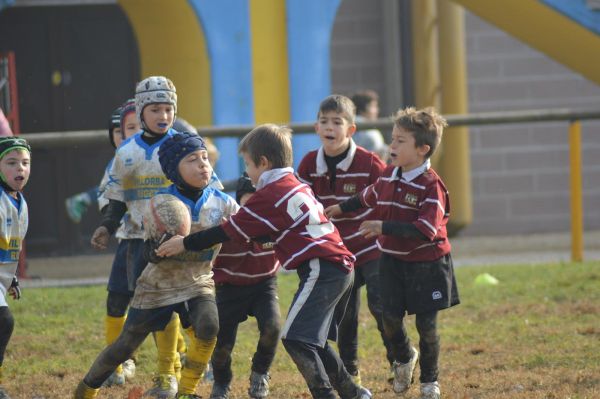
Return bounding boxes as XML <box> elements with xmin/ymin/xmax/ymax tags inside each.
<box><xmin>134</xmin><ymin>129</ymin><xmax>175</xmax><ymax>160</ymax></box>
<box><xmin>393</xmin><ymin>159</ymin><xmax>430</xmax><ymax>182</ymax></box>
<box><xmin>316</xmin><ymin>139</ymin><xmax>356</xmax><ymax>175</ymax></box>
<box><xmin>256</xmin><ymin>167</ymin><xmax>294</xmax><ymax>190</ymax></box>
<box><xmin>1</xmin><ymin>187</ymin><xmax>23</xmax><ymax>214</ymax></box>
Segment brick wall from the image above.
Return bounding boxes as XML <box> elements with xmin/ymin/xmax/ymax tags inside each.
<box><xmin>464</xmin><ymin>12</ymin><xmax>600</xmax><ymax>235</ymax></box>
<box><xmin>330</xmin><ymin>2</ymin><xmax>600</xmax><ymax>235</ymax></box>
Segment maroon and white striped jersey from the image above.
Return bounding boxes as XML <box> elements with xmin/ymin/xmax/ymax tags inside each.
<box><xmin>213</xmin><ymin>239</ymin><xmax>280</xmax><ymax>286</ymax></box>
<box><xmin>360</xmin><ymin>160</ymin><xmax>451</xmax><ymax>262</ymax></box>
<box><xmin>297</xmin><ymin>140</ymin><xmax>386</xmax><ymax>266</ymax></box>
<box><xmin>221</xmin><ymin>168</ymin><xmax>355</xmax><ymax>272</ymax></box>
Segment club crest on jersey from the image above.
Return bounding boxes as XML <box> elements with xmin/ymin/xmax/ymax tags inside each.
<box><xmin>125</xmin><ymin>158</ymin><xmax>134</xmax><ymax>167</ymax></box>
<box><xmin>343</xmin><ymin>183</ymin><xmax>356</xmax><ymax>194</ymax></box>
<box><xmin>262</xmin><ymin>242</ymin><xmax>274</xmax><ymax>250</ymax></box>
<box><xmin>404</xmin><ymin>193</ymin><xmax>418</xmax><ymax>206</ymax></box>
<box><xmin>207</xmin><ymin>209</ymin><xmax>223</xmax><ymax>226</ymax></box>
<box><xmin>6</xmin><ymin>217</ymin><xmax>12</xmax><ymax>227</ymax></box>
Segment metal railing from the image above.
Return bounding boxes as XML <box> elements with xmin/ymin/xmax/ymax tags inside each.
<box><xmin>26</xmin><ymin>108</ymin><xmax>600</xmax><ymax>261</ymax></box>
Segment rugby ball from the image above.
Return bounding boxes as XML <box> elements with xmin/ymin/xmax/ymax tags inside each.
<box><xmin>144</xmin><ymin>194</ymin><xmax>191</xmax><ymax>240</ymax></box>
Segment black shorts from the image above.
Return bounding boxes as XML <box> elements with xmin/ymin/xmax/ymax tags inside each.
<box><xmin>281</xmin><ymin>258</ymin><xmax>353</xmax><ymax>347</ymax></box>
<box><xmin>379</xmin><ymin>253</ymin><xmax>460</xmax><ymax>315</ymax></box>
<box><xmin>215</xmin><ymin>276</ymin><xmax>279</xmax><ymax>326</ymax></box>
<box><xmin>124</xmin><ymin>293</ymin><xmax>217</xmax><ymax>334</ymax></box>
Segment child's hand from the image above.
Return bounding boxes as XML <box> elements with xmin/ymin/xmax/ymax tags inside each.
<box><xmin>8</xmin><ymin>276</ymin><xmax>21</xmax><ymax>300</ymax></box>
<box><xmin>91</xmin><ymin>226</ymin><xmax>110</xmax><ymax>250</ymax></box>
<box><xmin>156</xmin><ymin>235</ymin><xmax>185</xmax><ymax>257</ymax></box>
<box><xmin>359</xmin><ymin>220</ymin><xmax>383</xmax><ymax>239</ymax></box>
<box><xmin>325</xmin><ymin>204</ymin><xmax>342</xmax><ymax>218</ymax></box>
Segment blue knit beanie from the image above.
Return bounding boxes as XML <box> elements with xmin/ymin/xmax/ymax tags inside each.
<box><xmin>159</xmin><ymin>131</ymin><xmax>208</xmax><ymax>186</ymax></box>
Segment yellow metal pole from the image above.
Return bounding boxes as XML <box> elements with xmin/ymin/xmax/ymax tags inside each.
<box><xmin>569</xmin><ymin>120</ymin><xmax>583</xmax><ymax>262</ymax></box>
<box><xmin>411</xmin><ymin>0</ymin><xmax>441</xmax><ymax>110</ymax></box>
<box><xmin>437</xmin><ymin>0</ymin><xmax>472</xmax><ymax>234</ymax></box>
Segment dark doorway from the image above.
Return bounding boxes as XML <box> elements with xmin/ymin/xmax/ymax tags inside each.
<box><xmin>0</xmin><ymin>4</ymin><xmax>140</xmax><ymax>132</ymax></box>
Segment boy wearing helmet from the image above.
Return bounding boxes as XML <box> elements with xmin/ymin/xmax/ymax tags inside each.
<box><xmin>75</xmin><ymin>132</ymin><xmax>237</xmax><ymax>399</ymax></box>
<box><xmin>0</xmin><ymin>137</ymin><xmax>31</xmax><ymax>399</ymax></box>
<box><xmin>90</xmin><ymin>76</ymin><xmax>183</xmax><ymax>397</ymax></box>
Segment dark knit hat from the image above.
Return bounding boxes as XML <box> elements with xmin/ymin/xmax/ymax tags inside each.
<box><xmin>108</xmin><ymin>106</ymin><xmax>122</xmax><ymax>148</ymax></box>
<box><xmin>159</xmin><ymin>132</ymin><xmax>207</xmax><ymax>186</ymax></box>
<box><xmin>119</xmin><ymin>98</ymin><xmax>136</xmax><ymax>130</ymax></box>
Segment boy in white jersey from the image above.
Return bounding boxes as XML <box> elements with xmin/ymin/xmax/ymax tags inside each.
<box><xmin>76</xmin><ymin>131</ymin><xmax>236</xmax><ymax>399</ymax></box>
<box><xmin>0</xmin><ymin>137</ymin><xmax>31</xmax><ymax>399</ymax></box>
<box><xmin>90</xmin><ymin>76</ymin><xmax>183</xmax><ymax>398</ymax></box>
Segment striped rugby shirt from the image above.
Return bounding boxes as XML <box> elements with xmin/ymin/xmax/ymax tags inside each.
<box><xmin>213</xmin><ymin>239</ymin><xmax>280</xmax><ymax>286</ymax></box>
<box><xmin>221</xmin><ymin>168</ymin><xmax>355</xmax><ymax>273</ymax></box>
<box><xmin>297</xmin><ymin>140</ymin><xmax>385</xmax><ymax>266</ymax></box>
<box><xmin>360</xmin><ymin>160</ymin><xmax>451</xmax><ymax>262</ymax></box>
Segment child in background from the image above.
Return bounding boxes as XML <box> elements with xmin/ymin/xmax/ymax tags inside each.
<box><xmin>297</xmin><ymin>95</ymin><xmax>392</xmax><ymax>383</ymax></box>
<box><xmin>0</xmin><ymin>137</ymin><xmax>31</xmax><ymax>399</ymax></box>
<box><xmin>90</xmin><ymin>76</ymin><xmax>183</xmax><ymax>398</ymax></box>
<box><xmin>75</xmin><ymin>131</ymin><xmax>236</xmax><ymax>399</ymax></box>
<box><xmin>209</xmin><ymin>173</ymin><xmax>280</xmax><ymax>399</ymax></box>
<box><xmin>326</xmin><ymin>107</ymin><xmax>460</xmax><ymax>399</ymax></box>
<box><xmin>350</xmin><ymin>90</ymin><xmax>387</xmax><ymax>161</ymax></box>
<box><xmin>157</xmin><ymin>124</ymin><xmax>372</xmax><ymax>399</ymax></box>
<box><xmin>95</xmin><ymin>99</ymin><xmax>140</xmax><ymax>387</ymax></box>
<box><xmin>64</xmin><ymin>107</ymin><xmax>123</xmax><ymax>224</ymax></box>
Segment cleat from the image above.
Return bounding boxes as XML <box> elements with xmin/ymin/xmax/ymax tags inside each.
<box><xmin>248</xmin><ymin>371</ymin><xmax>270</xmax><ymax>398</ymax></box>
<box><xmin>123</xmin><ymin>359</ymin><xmax>136</xmax><ymax>381</ymax></box>
<box><xmin>0</xmin><ymin>386</ymin><xmax>11</xmax><ymax>399</ymax></box>
<box><xmin>209</xmin><ymin>382</ymin><xmax>230</xmax><ymax>399</ymax></box>
<box><xmin>419</xmin><ymin>381</ymin><xmax>441</xmax><ymax>399</ymax></box>
<box><xmin>392</xmin><ymin>347</ymin><xmax>419</xmax><ymax>394</ymax></box>
<box><xmin>143</xmin><ymin>374</ymin><xmax>177</xmax><ymax>399</ymax></box>
<box><xmin>354</xmin><ymin>386</ymin><xmax>372</xmax><ymax>399</ymax></box>
<box><xmin>102</xmin><ymin>370</ymin><xmax>125</xmax><ymax>387</ymax></box>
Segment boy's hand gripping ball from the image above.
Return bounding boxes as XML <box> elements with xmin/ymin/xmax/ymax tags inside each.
<box><xmin>144</xmin><ymin>194</ymin><xmax>191</xmax><ymax>242</ymax></box>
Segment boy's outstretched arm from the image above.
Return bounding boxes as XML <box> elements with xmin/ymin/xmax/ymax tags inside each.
<box><xmin>156</xmin><ymin>225</ymin><xmax>230</xmax><ymax>257</ymax></box>
<box><xmin>325</xmin><ymin>195</ymin><xmax>364</xmax><ymax>218</ymax></box>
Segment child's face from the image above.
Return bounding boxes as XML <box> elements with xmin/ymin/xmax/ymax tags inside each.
<box><xmin>177</xmin><ymin>149</ymin><xmax>212</xmax><ymax>189</ymax></box>
<box><xmin>315</xmin><ymin>111</ymin><xmax>356</xmax><ymax>157</ymax></box>
<box><xmin>389</xmin><ymin>126</ymin><xmax>430</xmax><ymax>172</ymax></box>
<box><xmin>112</xmin><ymin>127</ymin><xmax>123</xmax><ymax>148</ymax></box>
<box><xmin>242</xmin><ymin>152</ymin><xmax>269</xmax><ymax>186</ymax></box>
<box><xmin>0</xmin><ymin>149</ymin><xmax>31</xmax><ymax>192</ymax></box>
<box><xmin>122</xmin><ymin>113</ymin><xmax>141</xmax><ymax>140</ymax></box>
<box><xmin>142</xmin><ymin>103</ymin><xmax>175</xmax><ymax>134</ymax></box>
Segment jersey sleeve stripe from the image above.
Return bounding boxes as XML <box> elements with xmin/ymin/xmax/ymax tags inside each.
<box><xmin>243</xmin><ymin>206</ymin><xmax>279</xmax><ymax>231</ymax></box>
<box><xmin>275</xmin><ymin>184</ymin><xmax>306</xmax><ymax>207</ymax></box>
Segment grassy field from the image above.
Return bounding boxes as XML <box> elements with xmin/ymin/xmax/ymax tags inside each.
<box><xmin>2</xmin><ymin>261</ymin><xmax>599</xmax><ymax>398</ymax></box>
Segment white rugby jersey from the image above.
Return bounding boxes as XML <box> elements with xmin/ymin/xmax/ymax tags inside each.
<box><xmin>131</xmin><ymin>185</ymin><xmax>239</xmax><ymax>309</ymax></box>
<box><xmin>104</xmin><ymin>131</ymin><xmax>175</xmax><ymax>239</ymax></box>
<box><xmin>0</xmin><ymin>188</ymin><xmax>28</xmax><ymax>307</ymax></box>
<box><xmin>97</xmin><ymin>158</ymin><xmax>113</xmax><ymax>211</ymax></box>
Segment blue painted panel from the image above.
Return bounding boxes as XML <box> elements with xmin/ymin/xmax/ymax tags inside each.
<box><xmin>188</xmin><ymin>0</ymin><xmax>254</xmax><ymax>180</ymax></box>
<box><xmin>0</xmin><ymin>0</ymin><xmax>14</xmax><ymax>12</ymax></box>
<box><xmin>540</xmin><ymin>0</ymin><xmax>600</xmax><ymax>35</ymax></box>
<box><xmin>286</xmin><ymin>0</ymin><xmax>341</xmax><ymax>167</ymax></box>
